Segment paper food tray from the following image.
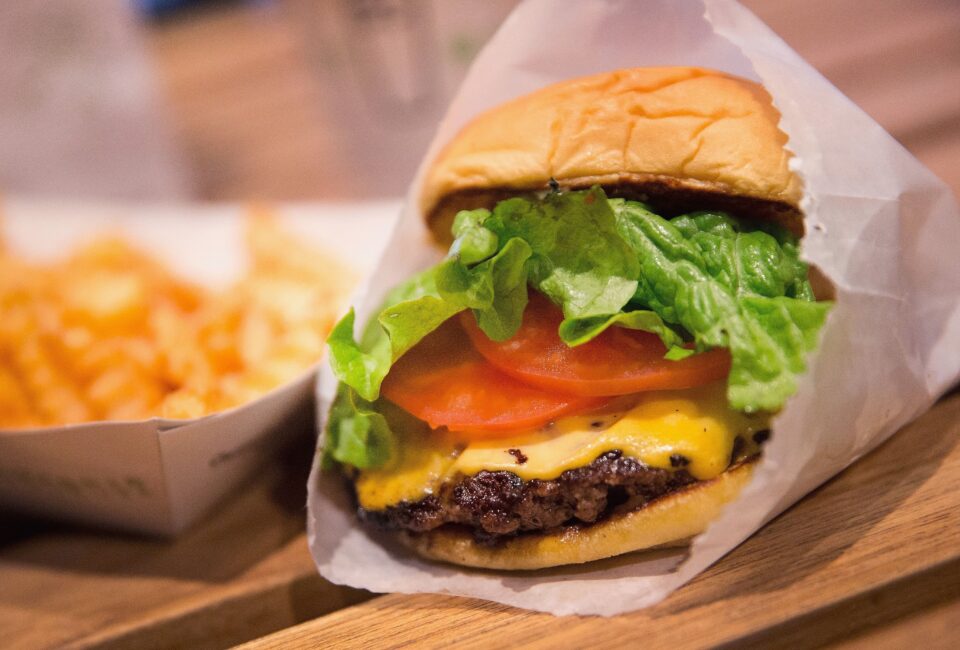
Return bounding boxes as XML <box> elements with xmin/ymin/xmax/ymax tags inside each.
<box><xmin>0</xmin><ymin>198</ymin><xmax>398</xmax><ymax>535</ymax></box>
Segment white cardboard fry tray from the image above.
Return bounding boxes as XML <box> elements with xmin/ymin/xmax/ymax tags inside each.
<box><xmin>0</xmin><ymin>198</ymin><xmax>398</xmax><ymax>535</ymax></box>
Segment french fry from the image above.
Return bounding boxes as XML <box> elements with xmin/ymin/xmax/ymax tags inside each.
<box><xmin>159</xmin><ymin>389</ymin><xmax>209</xmax><ymax>420</ymax></box>
<box><xmin>0</xmin><ymin>210</ymin><xmax>354</xmax><ymax>429</ymax></box>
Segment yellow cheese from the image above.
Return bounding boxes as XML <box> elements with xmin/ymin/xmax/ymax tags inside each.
<box><xmin>354</xmin><ymin>382</ymin><xmax>767</xmax><ymax>510</ymax></box>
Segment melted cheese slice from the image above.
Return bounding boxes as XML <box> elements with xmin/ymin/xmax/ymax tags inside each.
<box><xmin>355</xmin><ymin>382</ymin><xmax>767</xmax><ymax>510</ymax></box>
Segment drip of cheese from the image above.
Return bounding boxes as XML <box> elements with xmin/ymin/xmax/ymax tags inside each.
<box><xmin>354</xmin><ymin>382</ymin><xmax>767</xmax><ymax>510</ymax></box>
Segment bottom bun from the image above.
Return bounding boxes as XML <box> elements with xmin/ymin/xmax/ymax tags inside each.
<box><xmin>397</xmin><ymin>458</ymin><xmax>756</xmax><ymax>571</ymax></box>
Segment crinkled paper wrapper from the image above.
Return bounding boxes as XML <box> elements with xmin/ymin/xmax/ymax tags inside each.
<box><xmin>0</xmin><ymin>199</ymin><xmax>396</xmax><ymax>535</ymax></box>
<box><xmin>308</xmin><ymin>0</ymin><xmax>960</xmax><ymax>615</ymax></box>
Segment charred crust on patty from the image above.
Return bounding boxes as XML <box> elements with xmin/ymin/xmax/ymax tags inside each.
<box><xmin>669</xmin><ymin>453</ymin><xmax>690</xmax><ymax>468</ymax></box>
<box><xmin>357</xmin><ymin>450</ymin><xmax>698</xmax><ymax>545</ymax></box>
<box><xmin>507</xmin><ymin>448</ymin><xmax>528</xmax><ymax>465</ymax></box>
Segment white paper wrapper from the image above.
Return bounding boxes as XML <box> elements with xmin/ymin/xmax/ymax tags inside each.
<box><xmin>0</xmin><ymin>198</ymin><xmax>397</xmax><ymax>535</ymax></box>
<box><xmin>307</xmin><ymin>0</ymin><xmax>960</xmax><ymax>615</ymax></box>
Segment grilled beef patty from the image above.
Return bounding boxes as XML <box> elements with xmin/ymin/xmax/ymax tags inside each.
<box><xmin>357</xmin><ymin>450</ymin><xmax>698</xmax><ymax>544</ymax></box>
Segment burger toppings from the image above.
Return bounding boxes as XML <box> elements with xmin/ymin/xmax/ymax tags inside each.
<box><xmin>669</xmin><ymin>454</ymin><xmax>690</xmax><ymax>468</ymax></box>
<box><xmin>507</xmin><ymin>449</ymin><xmax>528</xmax><ymax>465</ymax></box>
<box><xmin>351</xmin><ymin>381</ymin><xmax>766</xmax><ymax>512</ymax></box>
<box><xmin>358</xmin><ymin>450</ymin><xmax>706</xmax><ymax>543</ymax></box>
<box><xmin>380</xmin><ymin>317</ymin><xmax>609</xmax><ymax>435</ymax></box>
<box><xmin>325</xmin><ymin>188</ymin><xmax>830</xmax><ymax>472</ymax></box>
<box><xmin>461</xmin><ymin>291</ymin><xmax>731</xmax><ymax>397</ymax></box>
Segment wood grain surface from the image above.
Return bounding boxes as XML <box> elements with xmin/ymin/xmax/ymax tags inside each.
<box><xmin>0</xmin><ymin>436</ymin><xmax>369</xmax><ymax>650</ymax></box>
<box><xmin>2</xmin><ymin>0</ymin><xmax>959</xmax><ymax>648</ymax></box>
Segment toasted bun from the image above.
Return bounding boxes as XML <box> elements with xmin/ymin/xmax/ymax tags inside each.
<box><xmin>421</xmin><ymin>67</ymin><xmax>801</xmax><ymax>244</ymax></box>
<box><xmin>397</xmin><ymin>459</ymin><xmax>756</xmax><ymax>571</ymax></box>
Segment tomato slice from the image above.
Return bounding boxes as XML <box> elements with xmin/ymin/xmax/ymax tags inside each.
<box><xmin>461</xmin><ymin>292</ymin><xmax>731</xmax><ymax>397</ymax></box>
<box><xmin>381</xmin><ymin>318</ymin><xmax>608</xmax><ymax>436</ymax></box>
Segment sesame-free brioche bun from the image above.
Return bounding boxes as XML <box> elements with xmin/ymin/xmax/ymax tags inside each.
<box><xmin>398</xmin><ymin>459</ymin><xmax>756</xmax><ymax>571</ymax></box>
<box><xmin>421</xmin><ymin>67</ymin><xmax>801</xmax><ymax>244</ymax></box>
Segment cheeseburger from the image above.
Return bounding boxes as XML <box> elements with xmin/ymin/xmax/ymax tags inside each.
<box><xmin>324</xmin><ymin>67</ymin><xmax>831</xmax><ymax>570</ymax></box>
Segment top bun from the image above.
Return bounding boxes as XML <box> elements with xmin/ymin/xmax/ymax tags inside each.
<box><xmin>421</xmin><ymin>67</ymin><xmax>802</xmax><ymax>243</ymax></box>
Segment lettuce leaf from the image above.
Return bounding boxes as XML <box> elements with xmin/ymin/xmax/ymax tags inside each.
<box><xmin>611</xmin><ymin>200</ymin><xmax>830</xmax><ymax>412</ymax></box>
<box><xmin>328</xmin><ymin>267</ymin><xmax>460</xmax><ymax>402</ymax></box>
<box><xmin>323</xmin><ymin>385</ymin><xmax>436</xmax><ymax>470</ymax></box>
<box><xmin>326</xmin><ymin>188</ymin><xmax>831</xmax><ymax>469</ymax></box>
<box><xmin>437</xmin><ymin>237</ymin><xmax>532</xmax><ymax>341</ymax></box>
<box><xmin>557</xmin><ymin>309</ymin><xmax>684</xmax><ymax>348</ymax></box>
<box><xmin>449</xmin><ymin>208</ymin><xmax>498</xmax><ymax>265</ymax></box>
<box><xmin>323</xmin><ymin>385</ymin><xmax>394</xmax><ymax>470</ymax></box>
<box><xmin>669</xmin><ymin>211</ymin><xmax>814</xmax><ymax>300</ymax></box>
<box><xmin>329</xmin><ymin>238</ymin><xmax>533</xmax><ymax>402</ymax></box>
<box><xmin>484</xmin><ymin>187</ymin><xmax>640</xmax><ymax>320</ymax></box>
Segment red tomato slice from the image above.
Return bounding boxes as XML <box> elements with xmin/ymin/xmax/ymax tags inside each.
<box><xmin>381</xmin><ymin>318</ymin><xmax>608</xmax><ymax>436</ymax></box>
<box><xmin>461</xmin><ymin>292</ymin><xmax>731</xmax><ymax>397</ymax></box>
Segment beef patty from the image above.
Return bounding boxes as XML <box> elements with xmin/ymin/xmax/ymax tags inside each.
<box><xmin>356</xmin><ymin>450</ymin><xmax>699</xmax><ymax>545</ymax></box>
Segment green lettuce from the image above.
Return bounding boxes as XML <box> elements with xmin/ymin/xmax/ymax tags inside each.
<box><xmin>328</xmin><ymin>188</ymin><xmax>648</xmax><ymax>405</ymax></box>
<box><xmin>437</xmin><ymin>237</ymin><xmax>532</xmax><ymax>341</ymax></box>
<box><xmin>322</xmin><ymin>385</ymin><xmax>394</xmax><ymax>470</ymax></box>
<box><xmin>612</xmin><ymin>201</ymin><xmax>831</xmax><ymax>412</ymax></box>
<box><xmin>323</xmin><ymin>385</ymin><xmax>433</xmax><ymax>471</ymax></box>
<box><xmin>327</xmin><ymin>267</ymin><xmax>460</xmax><ymax>403</ymax></box>
<box><xmin>482</xmin><ymin>187</ymin><xmax>640</xmax><ymax>319</ymax></box>
<box><xmin>557</xmin><ymin>310</ymin><xmax>684</xmax><ymax>348</ymax></box>
<box><xmin>325</xmin><ymin>188</ymin><xmax>831</xmax><ymax>469</ymax></box>
<box><xmin>329</xmin><ymin>237</ymin><xmax>534</xmax><ymax>404</ymax></box>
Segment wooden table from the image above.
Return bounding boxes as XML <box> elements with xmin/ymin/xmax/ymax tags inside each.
<box><xmin>0</xmin><ymin>435</ymin><xmax>369</xmax><ymax>649</ymax></box>
<box><xmin>3</xmin><ymin>1</ymin><xmax>959</xmax><ymax>648</ymax></box>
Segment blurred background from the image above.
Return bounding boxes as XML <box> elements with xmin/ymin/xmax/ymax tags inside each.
<box><xmin>1</xmin><ymin>3</ymin><xmax>958</xmax><ymax>647</ymax></box>
<box><xmin>0</xmin><ymin>0</ymin><xmax>957</xmax><ymax>202</ymax></box>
